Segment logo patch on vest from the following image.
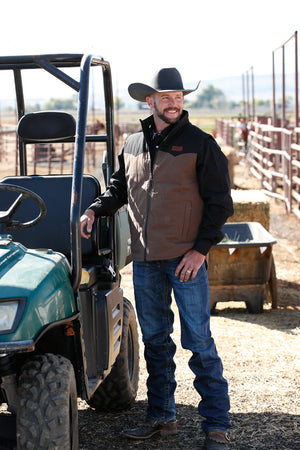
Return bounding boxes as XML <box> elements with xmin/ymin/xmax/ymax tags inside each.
<box><xmin>171</xmin><ymin>146</ymin><xmax>183</xmax><ymax>152</ymax></box>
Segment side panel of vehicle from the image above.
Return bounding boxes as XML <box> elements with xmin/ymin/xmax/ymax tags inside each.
<box><xmin>79</xmin><ymin>282</ymin><xmax>123</xmax><ymax>398</ymax></box>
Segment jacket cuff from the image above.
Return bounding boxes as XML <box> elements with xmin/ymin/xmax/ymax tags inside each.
<box><xmin>89</xmin><ymin>202</ymin><xmax>104</xmax><ymax>216</ymax></box>
<box><xmin>193</xmin><ymin>240</ymin><xmax>211</xmax><ymax>257</ymax></box>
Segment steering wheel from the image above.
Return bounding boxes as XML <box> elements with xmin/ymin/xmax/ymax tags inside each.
<box><xmin>0</xmin><ymin>184</ymin><xmax>47</xmax><ymax>231</ymax></box>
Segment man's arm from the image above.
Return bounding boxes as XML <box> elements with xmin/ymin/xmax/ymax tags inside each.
<box><xmin>194</xmin><ymin>136</ymin><xmax>234</xmax><ymax>255</ymax></box>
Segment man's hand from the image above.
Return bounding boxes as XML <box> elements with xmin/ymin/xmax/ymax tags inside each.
<box><xmin>80</xmin><ymin>209</ymin><xmax>95</xmax><ymax>239</ymax></box>
<box><xmin>175</xmin><ymin>249</ymin><xmax>206</xmax><ymax>282</ymax></box>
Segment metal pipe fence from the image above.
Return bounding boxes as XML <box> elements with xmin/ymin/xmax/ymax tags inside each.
<box><xmin>0</xmin><ymin>129</ymin><xmax>107</xmax><ymax>189</ymax></box>
<box><xmin>216</xmin><ymin>118</ymin><xmax>300</xmax><ymax>221</ymax></box>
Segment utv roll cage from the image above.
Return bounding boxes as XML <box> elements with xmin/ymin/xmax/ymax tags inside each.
<box><xmin>0</xmin><ymin>54</ymin><xmax>116</xmax><ymax>292</ymax></box>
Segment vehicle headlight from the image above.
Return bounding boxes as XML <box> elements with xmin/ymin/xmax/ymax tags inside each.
<box><xmin>0</xmin><ymin>299</ymin><xmax>25</xmax><ymax>333</ymax></box>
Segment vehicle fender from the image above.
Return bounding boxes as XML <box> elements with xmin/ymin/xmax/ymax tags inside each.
<box><xmin>0</xmin><ymin>239</ymin><xmax>77</xmax><ymax>342</ymax></box>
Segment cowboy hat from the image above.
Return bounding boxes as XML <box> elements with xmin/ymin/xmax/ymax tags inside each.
<box><xmin>128</xmin><ymin>67</ymin><xmax>200</xmax><ymax>102</ymax></box>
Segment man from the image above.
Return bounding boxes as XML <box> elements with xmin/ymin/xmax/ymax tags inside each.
<box><xmin>80</xmin><ymin>68</ymin><xmax>234</xmax><ymax>449</ymax></box>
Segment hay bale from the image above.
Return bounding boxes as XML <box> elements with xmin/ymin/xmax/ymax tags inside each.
<box><xmin>221</xmin><ymin>145</ymin><xmax>239</xmax><ymax>188</ymax></box>
<box><xmin>229</xmin><ymin>189</ymin><xmax>270</xmax><ymax>230</ymax></box>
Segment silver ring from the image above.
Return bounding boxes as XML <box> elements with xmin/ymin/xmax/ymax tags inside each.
<box><xmin>186</xmin><ymin>269</ymin><xmax>192</xmax><ymax>274</ymax></box>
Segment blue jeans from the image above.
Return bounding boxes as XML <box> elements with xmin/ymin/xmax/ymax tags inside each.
<box><xmin>133</xmin><ymin>256</ymin><xmax>231</xmax><ymax>432</ymax></box>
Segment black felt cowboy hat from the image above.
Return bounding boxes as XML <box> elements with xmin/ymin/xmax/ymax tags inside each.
<box><xmin>128</xmin><ymin>68</ymin><xmax>200</xmax><ymax>102</ymax></box>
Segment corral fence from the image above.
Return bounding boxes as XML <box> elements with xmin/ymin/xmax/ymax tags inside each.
<box><xmin>216</xmin><ymin>117</ymin><xmax>300</xmax><ymax>221</ymax></box>
<box><xmin>0</xmin><ymin>120</ymin><xmax>134</xmax><ymax>186</ymax></box>
<box><xmin>0</xmin><ymin>129</ymin><xmax>96</xmax><ymax>176</ymax></box>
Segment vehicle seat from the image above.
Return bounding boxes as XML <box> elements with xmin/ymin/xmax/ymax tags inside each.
<box><xmin>0</xmin><ymin>111</ymin><xmax>101</xmax><ymax>261</ymax></box>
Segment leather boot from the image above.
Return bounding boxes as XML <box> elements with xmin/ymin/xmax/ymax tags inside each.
<box><xmin>204</xmin><ymin>430</ymin><xmax>230</xmax><ymax>449</ymax></box>
<box><xmin>121</xmin><ymin>418</ymin><xmax>182</xmax><ymax>440</ymax></box>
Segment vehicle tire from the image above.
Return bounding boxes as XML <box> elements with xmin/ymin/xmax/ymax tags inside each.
<box><xmin>16</xmin><ymin>353</ymin><xmax>78</xmax><ymax>449</ymax></box>
<box><xmin>88</xmin><ymin>297</ymin><xmax>139</xmax><ymax>411</ymax></box>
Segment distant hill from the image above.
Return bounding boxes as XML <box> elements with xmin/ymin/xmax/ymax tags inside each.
<box><xmin>195</xmin><ymin>73</ymin><xmax>296</xmax><ymax>102</ymax></box>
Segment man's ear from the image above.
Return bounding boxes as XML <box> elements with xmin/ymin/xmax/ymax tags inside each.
<box><xmin>146</xmin><ymin>95</ymin><xmax>154</xmax><ymax>108</ymax></box>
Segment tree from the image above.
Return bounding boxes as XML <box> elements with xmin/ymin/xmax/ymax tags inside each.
<box><xmin>255</xmin><ymin>99</ymin><xmax>271</xmax><ymax>108</ymax></box>
<box><xmin>27</xmin><ymin>103</ymin><xmax>42</xmax><ymax>112</ymax></box>
<box><xmin>44</xmin><ymin>96</ymin><xmax>77</xmax><ymax>110</ymax></box>
<box><xmin>114</xmin><ymin>96</ymin><xmax>125</xmax><ymax>110</ymax></box>
<box><xmin>191</xmin><ymin>84</ymin><xmax>227</xmax><ymax>109</ymax></box>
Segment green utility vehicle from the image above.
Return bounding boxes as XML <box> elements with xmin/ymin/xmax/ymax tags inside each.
<box><xmin>0</xmin><ymin>54</ymin><xmax>139</xmax><ymax>449</ymax></box>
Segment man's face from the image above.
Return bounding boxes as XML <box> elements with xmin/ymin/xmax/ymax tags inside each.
<box><xmin>147</xmin><ymin>91</ymin><xmax>184</xmax><ymax>130</ymax></box>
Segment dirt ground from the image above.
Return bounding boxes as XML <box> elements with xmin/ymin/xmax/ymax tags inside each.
<box><xmin>76</xmin><ymin>163</ymin><xmax>300</xmax><ymax>449</ymax></box>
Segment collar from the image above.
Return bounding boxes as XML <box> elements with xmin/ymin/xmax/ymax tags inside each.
<box><xmin>140</xmin><ymin>110</ymin><xmax>189</xmax><ymax>147</ymax></box>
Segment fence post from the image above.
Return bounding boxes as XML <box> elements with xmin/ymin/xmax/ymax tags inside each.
<box><xmin>282</xmin><ymin>130</ymin><xmax>292</xmax><ymax>213</ymax></box>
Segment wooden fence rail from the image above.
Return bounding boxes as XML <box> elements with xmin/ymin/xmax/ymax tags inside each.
<box><xmin>216</xmin><ymin>118</ymin><xmax>300</xmax><ymax>221</ymax></box>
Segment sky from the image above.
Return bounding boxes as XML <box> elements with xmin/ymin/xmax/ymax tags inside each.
<box><xmin>1</xmin><ymin>0</ymin><xmax>300</xmax><ymax>103</ymax></box>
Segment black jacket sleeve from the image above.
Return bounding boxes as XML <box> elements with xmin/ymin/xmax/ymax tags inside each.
<box><xmin>88</xmin><ymin>149</ymin><xmax>128</xmax><ymax>216</ymax></box>
<box><xmin>193</xmin><ymin>136</ymin><xmax>234</xmax><ymax>255</ymax></box>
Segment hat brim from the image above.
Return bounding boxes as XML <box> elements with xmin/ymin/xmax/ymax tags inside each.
<box><xmin>128</xmin><ymin>81</ymin><xmax>201</xmax><ymax>102</ymax></box>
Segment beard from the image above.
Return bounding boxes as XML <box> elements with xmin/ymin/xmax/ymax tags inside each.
<box><xmin>153</xmin><ymin>101</ymin><xmax>182</xmax><ymax>125</ymax></box>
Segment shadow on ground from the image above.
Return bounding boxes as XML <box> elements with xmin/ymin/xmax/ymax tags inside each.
<box><xmin>0</xmin><ymin>396</ymin><xmax>298</xmax><ymax>449</ymax></box>
<box><xmin>78</xmin><ymin>401</ymin><xmax>300</xmax><ymax>449</ymax></box>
